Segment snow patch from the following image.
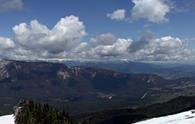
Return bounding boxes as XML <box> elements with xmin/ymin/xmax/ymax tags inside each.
<box><xmin>0</xmin><ymin>115</ymin><xmax>14</xmax><ymax>124</ymax></box>
<box><xmin>135</xmin><ymin>110</ymin><xmax>195</xmax><ymax>124</ymax></box>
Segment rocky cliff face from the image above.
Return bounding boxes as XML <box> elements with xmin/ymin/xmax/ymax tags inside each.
<box><xmin>0</xmin><ymin>60</ymin><xmax>11</xmax><ymax>80</ymax></box>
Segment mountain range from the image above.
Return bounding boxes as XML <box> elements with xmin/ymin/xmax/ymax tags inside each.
<box><xmin>0</xmin><ymin>60</ymin><xmax>195</xmax><ymax>115</ymax></box>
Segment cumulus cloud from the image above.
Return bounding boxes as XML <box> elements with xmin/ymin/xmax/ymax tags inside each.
<box><xmin>0</xmin><ymin>14</ymin><xmax>194</xmax><ymax>62</ymax></box>
<box><xmin>128</xmin><ymin>35</ymin><xmax>190</xmax><ymax>61</ymax></box>
<box><xmin>71</xmin><ymin>33</ymin><xmax>193</xmax><ymax>61</ymax></box>
<box><xmin>90</xmin><ymin>33</ymin><xmax>117</xmax><ymax>46</ymax></box>
<box><xmin>108</xmin><ymin>0</ymin><xmax>173</xmax><ymax>23</ymax></box>
<box><xmin>88</xmin><ymin>37</ymin><xmax>132</xmax><ymax>58</ymax></box>
<box><xmin>129</xmin><ymin>32</ymin><xmax>154</xmax><ymax>53</ymax></box>
<box><xmin>0</xmin><ymin>37</ymin><xmax>15</xmax><ymax>49</ymax></box>
<box><xmin>66</xmin><ymin>33</ymin><xmax>132</xmax><ymax>59</ymax></box>
<box><xmin>0</xmin><ymin>0</ymin><xmax>23</xmax><ymax>12</ymax></box>
<box><xmin>13</xmin><ymin>15</ymin><xmax>86</xmax><ymax>54</ymax></box>
<box><xmin>131</xmin><ymin>0</ymin><xmax>172</xmax><ymax>23</ymax></box>
<box><xmin>0</xmin><ymin>37</ymin><xmax>15</xmax><ymax>59</ymax></box>
<box><xmin>107</xmin><ymin>9</ymin><xmax>126</xmax><ymax>21</ymax></box>
<box><xmin>0</xmin><ymin>15</ymin><xmax>86</xmax><ymax>60</ymax></box>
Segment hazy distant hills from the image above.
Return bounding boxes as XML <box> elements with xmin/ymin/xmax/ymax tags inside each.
<box><xmin>64</xmin><ymin>60</ymin><xmax>195</xmax><ymax>79</ymax></box>
<box><xmin>1</xmin><ymin>60</ymin><xmax>195</xmax><ymax>115</ymax></box>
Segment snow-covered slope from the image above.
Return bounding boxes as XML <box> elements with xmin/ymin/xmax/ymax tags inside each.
<box><xmin>1</xmin><ymin>110</ymin><xmax>195</xmax><ymax>124</ymax></box>
<box><xmin>135</xmin><ymin>110</ymin><xmax>195</xmax><ymax>124</ymax></box>
<box><xmin>0</xmin><ymin>115</ymin><xmax>14</xmax><ymax>124</ymax></box>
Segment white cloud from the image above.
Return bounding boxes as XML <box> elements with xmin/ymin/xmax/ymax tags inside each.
<box><xmin>128</xmin><ymin>35</ymin><xmax>191</xmax><ymax>61</ymax></box>
<box><xmin>90</xmin><ymin>33</ymin><xmax>117</xmax><ymax>46</ymax></box>
<box><xmin>89</xmin><ymin>38</ymin><xmax>132</xmax><ymax>58</ymax></box>
<box><xmin>0</xmin><ymin>0</ymin><xmax>23</xmax><ymax>12</ymax></box>
<box><xmin>131</xmin><ymin>0</ymin><xmax>171</xmax><ymax>23</ymax></box>
<box><xmin>13</xmin><ymin>15</ymin><xmax>86</xmax><ymax>53</ymax></box>
<box><xmin>0</xmin><ymin>14</ymin><xmax>194</xmax><ymax>62</ymax></box>
<box><xmin>0</xmin><ymin>37</ymin><xmax>15</xmax><ymax>59</ymax></box>
<box><xmin>107</xmin><ymin>9</ymin><xmax>126</xmax><ymax>21</ymax></box>
<box><xmin>55</xmin><ymin>33</ymin><xmax>132</xmax><ymax>60</ymax></box>
<box><xmin>0</xmin><ymin>37</ymin><xmax>15</xmax><ymax>49</ymax></box>
<box><xmin>74</xmin><ymin>33</ymin><xmax>192</xmax><ymax>61</ymax></box>
<box><xmin>1</xmin><ymin>30</ymin><xmax>194</xmax><ymax>62</ymax></box>
<box><xmin>107</xmin><ymin>0</ymin><xmax>172</xmax><ymax>23</ymax></box>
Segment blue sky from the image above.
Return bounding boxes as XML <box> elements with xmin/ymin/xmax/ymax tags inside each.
<box><xmin>0</xmin><ymin>0</ymin><xmax>135</xmax><ymax>38</ymax></box>
<box><xmin>1</xmin><ymin>0</ymin><xmax>195</xmax><ymax>38</ymax></box>
<box><xmin>0</xmin><ymin>0</ymin><xmax>195</xmax><ymax>62</ymax></box>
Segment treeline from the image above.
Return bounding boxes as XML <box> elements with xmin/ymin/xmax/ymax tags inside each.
<box><xmin>14</xmin><ymin>100</ymin><xmax>76</xmax><ymax>124</ymax></box>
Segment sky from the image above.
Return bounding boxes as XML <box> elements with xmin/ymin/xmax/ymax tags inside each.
<box><xmin>0</xmin><ymin>0</ymin><xmax>195</xmax><ymax>62</ymax></box>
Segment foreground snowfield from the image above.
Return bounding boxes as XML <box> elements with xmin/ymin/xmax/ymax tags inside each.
<box><xmin>135</xmin><ymin>110</ymin><xmax>195</xmax><ymax>124</ymax></box>
<box><xmin>0</xmin><ymin>114</ymin><xmax>14</xmax><ymax>124</ymax></box>
<box><xmin>1</xmin><ymin>110</ymin><xmax>195</xmax><ymax>124</ymax></box>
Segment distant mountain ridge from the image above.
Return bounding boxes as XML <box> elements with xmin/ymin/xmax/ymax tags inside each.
<box><xmin>63</xmin><ymin>60</ymin><xmax>195</xmax><ymax>79</ymax></box>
